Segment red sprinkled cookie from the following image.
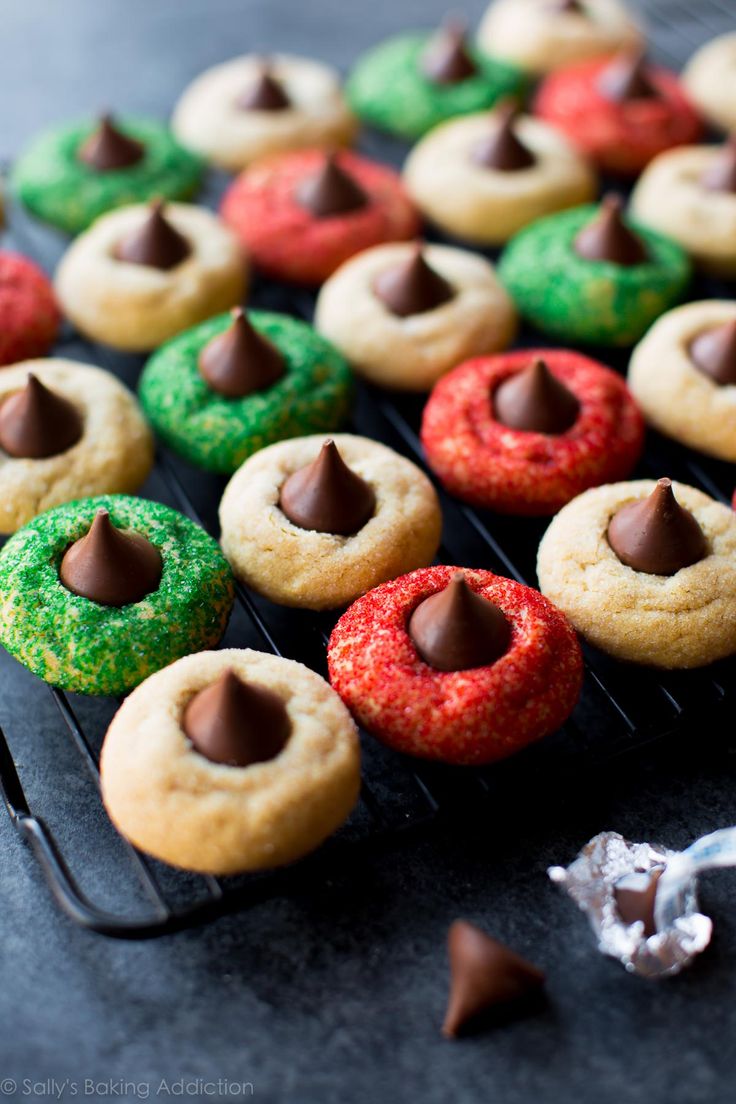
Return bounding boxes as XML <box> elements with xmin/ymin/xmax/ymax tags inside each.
<box><xmin>220</xmin><ymin>149</ymin><xmax>420</xmax><ymax>286</ymax></box>
<box><xmin>0</xmin><ymin>252</ymin><xmax>60</xmax><ymax>366</ymax></box>
<box><xmin>421</xmin><ymin>348</ymin><xmax>644</xmax><ymax>516</ymax></box>
<box><xmin>327</xmin><ymin>566</ymin><xmax>583</xmax><ymax>766</ymax></box>
<box><xmin>534</xmin><ymin>57</ymin><xmax>702</xmax><ymax>176</ymax></box>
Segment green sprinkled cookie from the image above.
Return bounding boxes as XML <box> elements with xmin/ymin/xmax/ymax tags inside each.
<box><xmin>498</xmin><ymin>197</ymin><xmax>691</xmax><ymax>347</ymax></box>
<box><xmin>12</xmin><ymin>115</ymin><xmax>203</xmax><ymax>235</ymax></box>
<box><xmin>0</xmin><ymin>495</ymin><xmax>234</xmax><ymax>696</ymax></box>
<box><xmin>138</xmin><ymin>308</ymin><xmax>353</xmax><ymax>474</ymax></box>
<box><xmin>346</xmin><ymin>27</ymin><xmax>527</xmax><ymax>140</ymax></box>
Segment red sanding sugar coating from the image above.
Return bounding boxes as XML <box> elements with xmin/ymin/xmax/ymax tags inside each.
<box><xmin>0</xmin><ymin>252</ymin><xmax>60</xmax><ymax>366</ymax></box>
<box><xmin>421</xmin><ymin>348</ymin><xmax>644</xmax><ymax>516</ymax></box>
<box><xmin>328</xmin><ymin>565</ymin><xmax>583</xmax><ymax>766</ymax></box>
<box><xmin>534</xmin><ymin>59</ymin><xmax>703</xmax><ymax>176</ymax></box>
<box><xmin>220</xmin><ymin>149</ymin><xmax>420</xmax><ymax>285</ymax></box>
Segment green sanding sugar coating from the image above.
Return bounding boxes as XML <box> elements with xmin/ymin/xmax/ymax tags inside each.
<box><xmin>12</xmin><ymin>117</ymin><xmax>203</xmax><ymax>235</ymax></box>
<box><xmin>138</xmin><ymin>310</ymin><xmax>353</xmax><ymax>474</ymax></box>
<box><xmin>498</xmin><ymin>205</ymin><xmax>691</xmax><ymax>347</ymax></box>
<box><xmin>346</xmin><ymin>32</ymin><xmax>527</xmax><ymax>139</ymax></box>
<box><xmin>0</xmin><ymin>495</ymin><xmax>234</xmax><ymax>697</ymax></box>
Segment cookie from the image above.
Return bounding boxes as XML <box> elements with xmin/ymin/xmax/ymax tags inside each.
<box><xmin>403</xmin><ymin>105</ymin><xmax>597</xmax><ymax>246</ymax></box>
<box><xmin>55</xmin><ymin>200</ymin><xmax>247</xmax><ymax>351</ymax></box>
<box><xmin>346</xmin><ymin>24</ymin><xmax>527</xmax><ymax>140</ymax></box>
<box><xmin>537</xmin><ymin>479</ymin><xmax>736</xmax><ymax>668</ymax></box>
<box><xmin>100</xmin><ymin>648</ymin><xmax>360</xmax><ymax>875</ymax></box>
<box><xmin>627</xmin><ymin>301</ymin><xmax>736</xmax><ymax>463</ymax></box>
<box><xmin>220</xmin><ymin>149</ymin><xmax>419</xmax><ymax>286</ymax></box>
<box><xmin>682</xmin><ymin>32</ymin><xmax>736</xmax><ymax>134</ymax></box>
<box><xmin>0</xmin><ymin>495</ymin><xmax>234</xmax><ymax>696</ymax></box>
<box><xmin>172</xmin><ymin>53</ymin><xmax>357</xmax><ymax>172</ymax></box>
<box><xmin>421</xmin><ymin>348</ymin><xmax>644</xmax><ymax>515</ymax></box>
<box><xmin>12</xmin><ymin>114</ymin><xmax>203</xmax><ymax>235</ymax></box>
<box><xmin>0</xmin><ymin>252</ymin><xmax>60</xmax><ymax>366</ymax></box>
<box><xmin>630</xmin><ymin>140</ymin><xmax>736</xmax><ymax>276</ymax></box>
<box><xmin>477</xmin><ymin>0</ymin><xmax>642</xmax><ymax>75</ymax></box>
<box><xmin>219</xmin><ymin>434</ymin><xmax>442</xmax><ymax>610</ymax></box>
<box><xmin>314</xmin><ymin>241</ymin><xmax>516</xmax><ymax>391</ymax></box>
<box><xmin>535</xmin><ymin>52</ymin><xmax>703</xmax><ymax>176</ymax></box>
<box><xmin>327</xmin><ymin>566</ymin><xmax>583</xmax><ymax>766</ymax></box>
<box><xmin>138</xmin><ymin>308</ymin><xmax>352</xmax><ymax>474</ymax></box>
<box><xmin>0</xmin><ymin>358</ymin><xmax>154</xmax><ymax>532</ymax></box>
<box><xmin>498</xmin><ymin>196</ymin><xmax>690</xmax><ymax>346</ymax></box>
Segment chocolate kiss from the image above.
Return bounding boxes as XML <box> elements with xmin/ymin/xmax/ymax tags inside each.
<box><xmin>548</xmin><ymin>0</ymin><xmax>587</xmax><ymax>13</ymax></box>
<box><xmin>198</xmin><ymin>308</ymin><xmax>285</xmax><ymax>398</ymax></box>
<box><xmin>607</xmin><ymin>478</ymin><xmax>707</xmax><ymax>576</ymax></box>
<box><xmin>689</xmin><ymin>320</ymin><xmax>736</xmax><ymax>386</ymax></box>
<box><xmin>78</xmin><ymin>114</ymin><xmax>145</xmax><ymax>172</ymax></box>
<box><xmin>700</xmin><ymin>137</ymin><xmax>736</xmax><ymax>193</ymax></box>
<box><xmin>59</xmin><ymin>509</ymin><xmax>163</xmax><ymax>606</ymax></box>
<box><xmin>493</xmin><ymin>358</ymin><xmax>579</xmax><ymax>434</ymax></box>
<box><xmin>614</xmin><ymin>869</ymin><xmax>663</xmax><ymax>938</ymax></box>
<box><xmin>115</xmin><ymin>199</ymin><xmax>191</xmax><ymax>270</ymax></box>
<box><xmin>0</xmin><ymin>374</ymin><xmax>83</xmax><ymax>459</ymax></box>
<box><xmin>183</xmin><ymin>669</ymin><xmax>291</xmax><ymax>768</ymax></box>
<box><xmin>442</xmin><ymin>920</ymin><xmax>545</xmax><ymax>1038</ymax></box>
<box><xmin>597</xmin><ymin>51</ymin><xmax>658</xmax><ymax>102</ymax></box>
<box><xmin>471</xmin><ymin>103</ymin><xmax>536</xmax><ymax>172</ymax></box>
<box><xmin>574</xmin><ymin>195</ymin><xmax>648</xmax><ymax>266</ymax></box>
<box><xmin>279</xmin><ymin>440</ymin><xmax>376</xmax><ymax>535</ymax></box>
<box><xmin>421</xmin><ymin>20</ymin><xmax>477</xmax><ymax>85</ymax></box>
<box><xmin>295</xmin><ymin>154</ymin><xmax>368</xmax><ymax>218</ymax></box>
<box><xmin>408</xmin><ymin>572</ymin><xmax>511</xmax><ymax>672</ymax></box>
<box><xmin>236</xmin><ymin>65</ymin><xmax>291</xmax><ymax>111</ymax></box>
<box><xmin>373</xmin><ymin>247</ymin><xmax>455</xmax><ymax>318</ymax></box>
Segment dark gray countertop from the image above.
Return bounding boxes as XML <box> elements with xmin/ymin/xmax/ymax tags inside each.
<box><xmin>2</xmin><ymin>2</ymin><xmax>736</xmax><ymax>1102</ymax></box>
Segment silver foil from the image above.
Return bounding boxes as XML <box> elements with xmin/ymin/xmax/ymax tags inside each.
<box><xmin>548</xmin><ymin>831</ymin><xmax>714</xmax><ymax>978</ymax></box>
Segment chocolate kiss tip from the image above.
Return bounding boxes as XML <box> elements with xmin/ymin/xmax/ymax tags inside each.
<box><xmin>198</xmin><ymin>307</ymin><xmax>285</xmax><ymax>398</ymax></box>
<box><xmin>115</xmin><ymin>200</ymin><xmax>191</xmax><ymax>270</ymax></box>
<box><xmin>78</xmin><ymin>113</ymin><xmax>144</xmax><ymax>172</ymax></box>
<box><xmin>493</xmin><ymin>358</ymin><xmax>579</xmax><ymax>434</ymax></box>
<box><xmin>700</xmin><ymin>137</ymin><xmax>736</xmax><ymax>193</ymax></box>
<box><xmin>574</xmin><ymin>194</ymin><xmax>648</xmax><ymax>267</ymax></box>
<box><xmin>0</xmin><ymin>373</ymin><xmax>83</xmax><ymax>459</ymax></box>
<box><xmin>471</xmin><ymin>102</ymin><xmax>535</xmax><ymax>172</ymax></box>
<box><xmin>598</xmin><ymin>50</ymin><xmax>658</xmax><ymax>102</ymax></box>
<box><xmin>689</xmin><ymin>319</ymin><xmax>736</xmax><ymax>386</ymax></box>
<box><xmin>279</xmin><ymin>439</ymin><xmax>376</xmax><ymax>535</ymax></box>
<box><xmin>421</xmin><ymin>20</ymin><xmax>477</xmax><ymax>85</ymax></box>
<box><xmin>548</xmin><ymin>0</ymin><xmax>587</xmax><ymax>13</ymax></box>
<box><xmin>236</xmin><ymin>66</ymin><xmax>291</xmax><ymax>111</ymax></box>
<box><xmin>442</xmin><ymin>920</ymin><xmax>545</xmax><ymax>1038</ymax></box>
<box><xmin>295</xmin><ymin>153</ymin><xmax>368</xmax><ymax>218</ymax></box>
<box><xmin>607</xmin><ymin>477</ymin><xmax>707</xmax><ymax>576</ymax></box>
<box><xmin>408</xmin><ymin>572</ymin><xmax>511</xmax><ymax>672</ymax></box>
<box><xmin>59</xmin><ymin>509</ymin><xmax>163</xmax><ymax>606</ymax></box>
<box><xmin>373</xmin><ymin>248</ymin><xmax>454</xmax><ymax>318</ymax></box>
<box><xmin>183</xmin><ymin>668</ymin><xmax>291</xmax><ymax>768</ymax></box>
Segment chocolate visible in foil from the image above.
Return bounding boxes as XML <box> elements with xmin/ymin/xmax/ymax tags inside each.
<box><xmin>546</xmin><ymin>830</ymin><xmax>736</xmax><ymax>978</ymax></box>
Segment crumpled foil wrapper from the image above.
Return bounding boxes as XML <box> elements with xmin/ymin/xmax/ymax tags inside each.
<box><xmin>548</xmin><ymin>830</ymin><xmax>721</xmax><ymax>978</ymax></box>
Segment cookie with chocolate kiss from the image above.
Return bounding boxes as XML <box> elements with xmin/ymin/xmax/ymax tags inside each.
<box><xmin>115</xmin><ymin>200</ymin><xmax>191</xmax><ymax>269</ymax></box>
<box><xmin>607</xmin><ymin>477</ymin><xmax>707</xmax><ymax>576</ymax></box>
<box><xmin>295</xmin><ymin>153</ymin><xmax>368</xmax><ymax>218</ymax></box>
<box><xmin>493</xmin><ymin>358</ymin><xmax>579</xmax><ymax>434</ymax></box>
<box><xmin>442</xmin><ymin>920</ymin><xmax>545</xmax><ymax>1037</ymax></box>
<box><xmin>471</xmin><ymin>103</ymin><xmax>535</xmax><ymax>171</ymax></box>
<box><xmin>60</xmin><ymin>508</ymin><xmax>163</xmax><ymax>606</ymax></box>
<box><xmin>183</xmin><ymin>668</ymin><xmax>291</xmax><ymax>767</ymax></box>
<box><xmin>574</xmin><ymin>195</ymin><xmax>648</xmax><ymax>266</ymax></box>
<box><xmin>373</xmin><ymin>247</ymin><xmax>454</xmax><ymax>318</ymax></box>
<box><xmin>421</xmin><ymin>21</ymin><xmax>477</xmax><ymax>85</ymax></box>
<box><xmin>78</xmin><ymin>114</ymin><xmax>145</xmax><ymax>172</ymax></box>
<box><xmin>198</xmin><ymin>308</ymin><xmax>285</xmax><ymax>398</ymax></box>
<box><xmin>409</xmin><ymin>572</ymin><xmax>511</xmax><ymax>672</ymax></box>
<box><xmin>0</xmin><ymin>374</ymin><xmax>82</xmax><ymax>459</ymax></box>
<box><xmin>689</xmin><ymin>320</ymin><xmax>736</xmax><ymax>386</ymax></box>
<box><xmin>279</xmin><ymin>439</ymin><xmax>376</xmax><ymax>535</ymax></box>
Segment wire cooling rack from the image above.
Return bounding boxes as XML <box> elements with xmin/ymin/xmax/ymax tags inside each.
<box><xmin>1</xmin><ymin>0</ymin><xmax>735</xmax><ymax>937</ymax></box>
